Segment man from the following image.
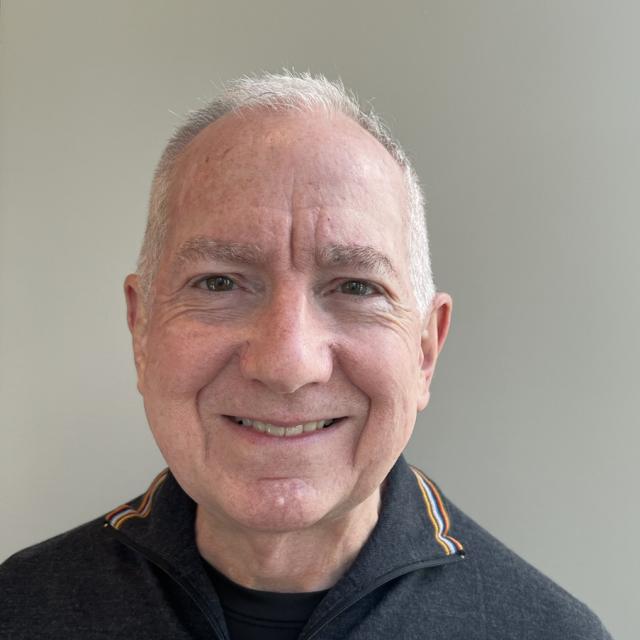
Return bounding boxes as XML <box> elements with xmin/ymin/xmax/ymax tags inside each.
<box><xmin>1</xmin><ymin>72</ymin><xmax>612</xmax><ymax>639</ymax></box>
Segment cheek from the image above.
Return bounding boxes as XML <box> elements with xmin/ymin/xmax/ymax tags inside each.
<box><xmin>329</xmin><ymin>327</ymin><xmax>419</xmax><ymax>495</ymax></box>
<box><xmin>141</xmin><ymin>322</ymin><xmax>238</xmax><ymax>479</ymax></box>
<box><xmin>338</xmin><ymin>326</ymin><xmax>420</xmax><ymax>453</ymax></box>
<box><xmin>340</xmin><ymin>323</ymin><xmax>420</xmax><ymax>401</ymax></box>
<box><xmin>145</xmin><ymin>321</ymin><xmax>237</xmax><ymax>396</ymax></box>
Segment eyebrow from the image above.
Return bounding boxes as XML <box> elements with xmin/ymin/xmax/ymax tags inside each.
<box><xmin>173</xmin><ymin>236</ymin><xmax>397</xmax><ymax>279</ymax></box>
<box><xmin>173</xmin><ymin>237</ymin><xmax>264</xmax><ymax>267</ymax></box>
<box><xmin>317</xmin><ymin>244</ymin><xmax>397</xmax><ymax>278</ymax></box>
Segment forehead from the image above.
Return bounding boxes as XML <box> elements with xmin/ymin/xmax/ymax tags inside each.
<box><xmin>164</xmin><ymin>108</ymin><xmax>409</xmax><ymax>264</ymax></box>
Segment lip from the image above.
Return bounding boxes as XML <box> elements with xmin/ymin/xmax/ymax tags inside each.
<box><xmin>222</xmin><ymin>414</ymin><xmax>342</xmax><ymax>429</ymax></box>
<box><xmin>221</xmin><ymin>415</ymin><xmax>346</xmax><ymax>443</ymax></box>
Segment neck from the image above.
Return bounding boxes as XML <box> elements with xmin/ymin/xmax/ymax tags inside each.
<box><xmin>195</xmin><ymin>489</ymin><xmax>381</xmax><ymax>592</ymax></box>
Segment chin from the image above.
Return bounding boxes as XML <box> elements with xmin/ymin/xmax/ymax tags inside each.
<box><xmin>215</xmin><ymin>477</ymin><xmax>341</xmax><ymax>534</ymax></box>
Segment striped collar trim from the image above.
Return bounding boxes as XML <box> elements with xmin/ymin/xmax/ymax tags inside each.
<box><xmin>410</xmin><ymin>466</ymin><xmax>465</xmax><ymax>557</ymax></box>
<box><xmin>104</xmin><ymin>465</ymin><xmax>464</xmax><ymax>558</ymax></box>
<box><xmin>105</xmin><ymin>469</ymin><xmax>169</xmax><ymax>530</ymax></box>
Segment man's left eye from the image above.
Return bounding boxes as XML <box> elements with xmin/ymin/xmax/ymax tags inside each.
<box><xmin>339</xmin><ymin>280</ymin><xmax>376</xmax><ymax>296</ymax></box>
<box><xmin>197</xmin><ymin>275</ymin><xmax>236</xmax><ymax>291</ymax></box>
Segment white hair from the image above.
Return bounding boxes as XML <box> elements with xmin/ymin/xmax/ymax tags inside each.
<box><xmin>138</xmin><ymin>71</ymin><xmax>435</xmax><ymax>315</ymax></box>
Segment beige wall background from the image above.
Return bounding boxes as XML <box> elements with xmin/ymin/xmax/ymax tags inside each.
<box><xmin>1</xmin><ymin>1</ymin><xmax>637</xmax><ymax>637</ymax></box>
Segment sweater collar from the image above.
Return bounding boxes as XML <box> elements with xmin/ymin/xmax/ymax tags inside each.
<box><xmin>104</xmin><ymin>455</ymin><xmax>464</xmax><ymax>600</ymax></box>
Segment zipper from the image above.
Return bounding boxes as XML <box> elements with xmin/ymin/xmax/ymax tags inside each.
<box><xmin>106</xmin><ymin>525</ymin><xmax>229</xmax><ymax>640</ymax></box>
<box><xmin>300</xmin><ymin>552</ymin><xmax>466</xmax><ymax>640</ymax></box>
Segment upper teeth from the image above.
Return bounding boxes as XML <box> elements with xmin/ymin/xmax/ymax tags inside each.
<box><xmin>233</xmin><ymin>417</ymin><xmax>335</xmax><ymax>437</ymax></box>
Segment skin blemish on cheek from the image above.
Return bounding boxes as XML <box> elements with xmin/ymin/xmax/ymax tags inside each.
<box><xmin>219</xmin><ymin>146</ymin><xmax>234</xmax><ymax>162</ymax></box>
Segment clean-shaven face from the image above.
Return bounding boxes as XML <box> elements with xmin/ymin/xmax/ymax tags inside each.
<box><xmin>129</xmin><ymin>109</ymin><xmax>435</xmax><ymax>533</ymax></box>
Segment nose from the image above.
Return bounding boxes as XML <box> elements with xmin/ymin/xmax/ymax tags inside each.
<box><xmin>239</xmin><ymin>288</ymin><xmax>333</xmax><ymax>394</ymax></box>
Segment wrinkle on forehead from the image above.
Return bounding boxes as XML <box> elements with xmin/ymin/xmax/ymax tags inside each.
<box><xmin>170</xmin><ymin>109</ymin><xmax>407</xmax><ymax>218</ymax></box>
<box><xmin>169</xmin><ymin>235</ymin><xmax>398</xmax><ymax>287</ymax></box>
<box><xmin>160</xmin><ymin>109</ymin><xmax>412</xmax><ymax>285</ymax></box>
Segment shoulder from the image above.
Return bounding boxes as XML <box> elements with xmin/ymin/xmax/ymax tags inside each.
<box><xmin>446</xmin><ymin>500</ymin><xmax>612</xmax><ymax>639</ymax></box>
<box><xmin>1</xmin><ymin>515</ymin><xmax>116</xmax><ymax>583</ymax></box>
<box><xmin>0</xmin><ymin>514</ymin><xmax>152</xmax><ymax>639</ymax></box>
<box><xmin>1</xmin><ymin>515</ymin><xmax>120</xmax><ymax>600</ymax></box>
<box><xmin>2</xmin><ymin>500</ymin><xmax>150</xmax><ymax>569</ymax></box>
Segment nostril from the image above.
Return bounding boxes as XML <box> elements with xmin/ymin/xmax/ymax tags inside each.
<box><xmin>239</xmin><ymin>344</ymin><xmax>333</xmax><ymax>394</ymax></box>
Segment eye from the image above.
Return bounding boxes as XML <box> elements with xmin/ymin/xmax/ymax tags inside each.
<box><xmin>196</xmin><ymin>275</ymin><xmax>237</xmax><ymax>292</ymax></box>
<box><xmin>339</xmin><ymin>280</ymin><xmax>377</xmax><ymax>296</ymax></box>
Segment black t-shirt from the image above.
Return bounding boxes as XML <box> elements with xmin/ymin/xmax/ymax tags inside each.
<box><xmin>204</xmin><ymin>563</ymin><xmax>329</xmax><ymax>640</ymax></box>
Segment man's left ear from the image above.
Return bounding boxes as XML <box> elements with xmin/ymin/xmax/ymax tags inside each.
<box><xmin>417</xmin><ymin>292</ymin><xmax>452</xmax><ymax>411</ymax></box>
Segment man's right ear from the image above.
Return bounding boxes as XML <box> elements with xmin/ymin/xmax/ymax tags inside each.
<box><xmin>124</xmin><ymin>274</ymin><xmax>148</xmax><ymax>394</ymax></box>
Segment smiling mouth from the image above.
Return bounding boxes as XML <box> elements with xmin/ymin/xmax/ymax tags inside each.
<box><xmin>226</xmin><ymin>416</ymin><xmax>341</xmax><ymax>437</ymax></box>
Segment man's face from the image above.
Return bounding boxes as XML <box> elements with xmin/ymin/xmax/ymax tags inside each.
<box><xmin>126</xmin><ymin>109</ymin><xmax>450</xmax><ymax>533</ymax></box>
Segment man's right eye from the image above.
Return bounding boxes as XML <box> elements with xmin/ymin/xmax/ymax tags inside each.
<box><xmin>196</xmin><ymin>275</ymin><xmax>236</xmax><ymax>292</ymax></box>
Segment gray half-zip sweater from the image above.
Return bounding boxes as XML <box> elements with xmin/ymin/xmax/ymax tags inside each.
<box><xmin>0</xmin><ymin>456</ymin><xmax>612</xmax><ymax>639</ymax></box>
